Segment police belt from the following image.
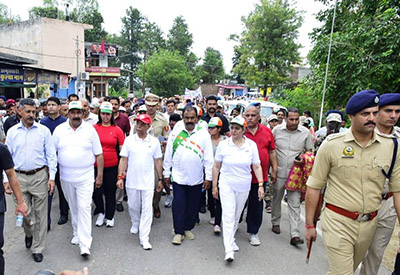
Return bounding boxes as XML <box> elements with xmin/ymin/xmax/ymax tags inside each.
<box><xmin>15</xmin><ymin>166</ymin><xmax>46</xmax><ymax>175</ymax></box>
<box><xmin>382</xmin><ymin>192</ymin><xmax>393</xmax><ymax>200</ymax></box>
<box><xmin>326</xmin><ymin>203</ymin><xmax>377</xmax><ymax>222</ymax></box>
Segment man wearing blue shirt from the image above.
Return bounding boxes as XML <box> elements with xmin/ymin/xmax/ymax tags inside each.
<box><xmin>40</xmin><ymin>97</ymin><xmax>68</xmax><ymax>229</ymax></box>
<box><xmin>4</xmin><ymin>98</ymin><xmax>57</xmax><ymax>263</ymax></box>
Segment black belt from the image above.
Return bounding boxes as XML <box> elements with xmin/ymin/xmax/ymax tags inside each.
<box><xmin>15</xmin><ymin>166</ymin><xmax>46</xmax><ymax>175</ymax></box>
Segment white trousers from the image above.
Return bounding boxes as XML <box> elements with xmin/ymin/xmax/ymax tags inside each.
<box><xmin>61</xmin><ymin>180</ymin><xmax>94</xmax><ymax>249</ymax></box>
<box><xmin>219</xmin><ymin>184</ymin><xmax>249</xmax><ymax>253</ymax></box>
<box><xmin>126</xmin><ymin>188</ymin><xmax>154</xmax><ymax>244</ymax></box>
<box><xmin>360</xmin><ymin>198</ymin><xmax>396</xmax><ymax>275</ymax></box>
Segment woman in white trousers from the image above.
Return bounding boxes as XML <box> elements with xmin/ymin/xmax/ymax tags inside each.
<box><xmin>212</xmin><ymin>116</ymin><xmax>264</xmax><ymax>262</ymax></box>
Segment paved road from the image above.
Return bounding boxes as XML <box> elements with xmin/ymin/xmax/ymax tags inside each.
<box><xmin>2</xmin><ymin>193</ymin><xmax>393</xmax><ymax>275</ymax></box>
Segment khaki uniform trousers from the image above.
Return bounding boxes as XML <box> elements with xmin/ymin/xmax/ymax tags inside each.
<box><xmin>360</xmin><ymin>198</ymin><xmax>396</xmax><ymax>275</ymax></box>
<box><xmin>15</xmin><ymin>169</ymin><xmax>48</xmax><ymax>254</ymax></box>
<box><xmin>153</xmin><ymin>171</ymin><xmax>162</xmax><ymax>210</ymax></box>
<box><xmin>321</xmin><ymin>207</ymin><xmax>378</xmax><ymax>275</ymax></box>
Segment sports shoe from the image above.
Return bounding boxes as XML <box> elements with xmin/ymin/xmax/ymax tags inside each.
<box><xmin>172</xmin><ymin>234</ymin><xmax>183</xmax><ymax>245</ymax></box>
<box><xmin>225</xmin><ymin>251</ymin><xmax>234</xmax><ymax>262</ymax></box>
<box><xmin>214</xmin><ymin>225</ymin><xmax>221</xmax><ymax>234</ymax></box>
<box><xmin>164</xmin><ymin>194</ymin><xmax>173</xmax><ymax>208</ymax></box>
<box><xmin>105</xmin><ymin>218</ymin><xmax>114</xmax><ymax>227</ymax></box>
<box><xmin>130</xmin><ymin>226</ymin><xmax>138</xmax><ymax>234</ymax></box>
<box><xmin>95</xmin><ymin>213</ymin><xmax>105</xmax><ymax>227</ymax></box>
<box><xmin>250</xmin><ymin>234</ymin><xmax>261</xmax><ymax>246</ymax></box>
<box><xmin>71</xmin><ymin>236</ymin><xmax>79</xmax><ymax>245</ymax></box>
<box><xmin>80</xmin><ymin>246</ymin><xmax>90</xmax><ymax>257</ymax></box>
<box><xmin>233</xmin><ymin>241</ymin><xmax>239</xmax><ymax>252</ymax></box>
<box><xmin>184</xmin><ymin>230</ymin><xmax>195</xmax><ymax>240</ymax></box>
<box><xmin>142</xmin><ymin>241</ymin><xmax>152</xmax><ymax>250</ymax></box>
<box><xmin>209</xmin><ymin>217</ymin><xmax>215</xmax><ymax>225</ymax></box>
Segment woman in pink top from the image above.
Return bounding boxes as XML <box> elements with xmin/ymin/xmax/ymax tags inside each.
<box><xmin>93</xmin><ymin>102</ymin><xmax>125</xmax><ymax>227</ymax></box>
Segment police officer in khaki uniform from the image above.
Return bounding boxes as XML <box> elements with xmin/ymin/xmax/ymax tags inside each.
<box><xmin>360</xmin><ymin>93</ymin><xmax>400</xmax><ymax>275</ymax></box>
<box><xmin>305</xmin><ymin>90</ymin><xmax>400</xmax><ymax>275</ymax></box>
<box><xmin>143</xmin><ymin>93</ymin><xmax>169</xmax><ymax>218</ymax></box>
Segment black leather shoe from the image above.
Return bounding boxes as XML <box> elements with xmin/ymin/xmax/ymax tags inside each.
<box><xmin>199</xmin><ymin>205</ymin><xmax>206</xmax><ymax>214</ymax></box>
<box><xmin>33</xmin><ymin>253</ymin><xmax>43</xmax><ymax>262</ymax></box>
<box><xmin>58</xmin><ymin>215</ymin><xmax>68</xmax><ymax>225</ymax></box>
<box><xmin>290</xmin><ymin>237</ymin><xmax>304</xmax><ymax>246</ymax></box>
<box><xmin>116</xmin><ymin>204</ymin><xmax>124</xmax><ymax>212</ymax></box>
<box><xmin>25</xmin><ymin>236</ymin><xmax>33</xmax><ymax>249</ymax></box>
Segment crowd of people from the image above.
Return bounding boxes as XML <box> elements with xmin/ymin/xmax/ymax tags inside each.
<box><xmin>0</xmin><ymin>90</ymin><xmax>399</xmax><ymax>274</ymax></box>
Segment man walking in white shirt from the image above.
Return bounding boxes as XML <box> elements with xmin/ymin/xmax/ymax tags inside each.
<box><xmin>117</xmin><ymin>114</ymin><xmax>163</xmax><ymax>250</ymax></box>
<box><xmin>53</xmin><ymin>101</ymin><xmax>104</xmax><ymax>257</ymax></box>
<box><xmin>163</xmin><ymin>106</ymin><xmax>214</xmax><ymax>245</ymax></box>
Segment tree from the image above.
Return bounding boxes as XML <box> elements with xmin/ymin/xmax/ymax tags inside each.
<box><xmin>233</xmin><ymin>0</ymin><xmax>303</xmax><ymax>88</ymax></box>
<box><xmin>70</xmin><ymin>0</ymin><xmax>107</xmax><ymax>42</ymax></box>
<box><xmin>200</xmin><ymin>47</ymin><xmax>225</xmax><ymax>84</ymax></box>
<box><xmin>139</xmin><ymin>21</ymin><xmax>165</xmax><ymax>56</ymax></box>
<box><xmin>167</xmin><ymin>16</ymin><xmax>193</xmax><ymax>57</ymax></box>
<box><xmin>0</xmin><ymin>3</ymin><xmax>20</xmax><ymax>24</ymax></box>
<box><xmin>29</xmin><ymin>0</ymin><xmax>61</xmax><ymax>20</ymax></box>
<box><xmin>138</xmin><ymin>49</ymin><xmax>196</xmax><ymax>98</ymax></box>
<box><xmin>119</xmin><ymin>6</ymin><xmax>145</xmax><ymax>92</ymax></box>
<box><xmin>307</xmin><ymin>0</ymin><xmax>400</xmax><ymax>108</ymax></box>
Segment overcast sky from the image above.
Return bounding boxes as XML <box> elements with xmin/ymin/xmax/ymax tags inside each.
<box><xmin>1</xmin><ymin>0</ymin><xmax>325</xmax><ymax>71</ymax></box>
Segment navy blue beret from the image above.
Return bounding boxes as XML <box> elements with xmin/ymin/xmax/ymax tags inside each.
<box><xmin>379</xmin><ymin>93</ymin><xmax>400</xmax><ymax>107</ymax></box>
<box><xmin>326</xmin><ymin>110</ymin><xmax>344</xmax><ymax>120</ymax></box>
<box><xmin>346</xmin><ymin>90</ymin><xmax>380</xmax><ymax>115</ymax></box>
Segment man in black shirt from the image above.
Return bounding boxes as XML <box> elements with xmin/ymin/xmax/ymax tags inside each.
<box><xmin>0</xmin><ymin>143</ymin><xmax>28</xmax><ymax>274</ymax></box>
<box><xmin>200</xmin><ymin>95</ymin><xmax>230</xmax><ymax>136</ymax></box>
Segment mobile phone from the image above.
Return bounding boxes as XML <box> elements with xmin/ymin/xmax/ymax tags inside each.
<box><xmin>295</xmin><ymin>153</ymin><xmax>302</xmax><ymax>161</ymax></box>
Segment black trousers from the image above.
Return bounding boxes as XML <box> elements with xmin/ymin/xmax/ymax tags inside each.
<box><xmin>246</xmin><ymin>183</ymin><xmax>264</xmax><ymax>234</ymax></box>
<box><xmin>48</xmin><ymin>168</ymin><xmax>69</xmax><ymax>225</ymax></box>
<box><xmin>207</xmin><ymin>187</ymin><xmax>222</xmax><ymax>226</ymax></box>
<box><xmin>93</xmin><ymin>166</ymin><xmax>118</xmax><ymax>220</ymax></box>
<box><xmin>0</xmin><ymin>212</ymin><xmax>4</xmax><ymax>275</ymax></box>
<box><xmin>172</xmin><ymin>182</ymin><xmax>202</xmax><ymax>235</ymax></box>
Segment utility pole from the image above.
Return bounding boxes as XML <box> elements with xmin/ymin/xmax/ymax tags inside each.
<box><xmin>75</xmin><ymin>35</ymin><xmax>79</xmax><ymax>79</ymax></box>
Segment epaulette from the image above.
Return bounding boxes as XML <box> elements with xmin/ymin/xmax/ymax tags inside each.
<box><xmin>155</xmin><ymin>112</ymin><xmax>167</xmax><ymax>122</ymax></box>
<box><xmin>394</xmin><ymin>126</ymin><xmax>400</xmax><ymax>137</ymax></box>
<box><xmin>325</xmin><ymin>132</ymin><xmax>345</xmax><ymax>141</ymax></box>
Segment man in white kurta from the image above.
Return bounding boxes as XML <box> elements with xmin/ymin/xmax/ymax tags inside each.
<box><xmin>53</xmin><ymin>101</ymin><xmax>104</xmax><ymax>257</ymax></box>
<box><xmin>117</xmin><ymin>114</ymin><xmax>163</xmax><ymax>250</ymax></box>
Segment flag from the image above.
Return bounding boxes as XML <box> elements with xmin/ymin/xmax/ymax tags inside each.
<box><xmin>101</xmin><ymin>38</ymin><xmax>105</xmax><ymax>54</ymax></box>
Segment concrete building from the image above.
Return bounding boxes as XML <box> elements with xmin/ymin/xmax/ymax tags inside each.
<box><xmin>0</xmin><ymin>18</ymin><xmax>92</xmax><ymax>98</ymax></box>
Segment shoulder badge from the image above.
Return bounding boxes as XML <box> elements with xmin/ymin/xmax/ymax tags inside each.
<box><xmin>342</xmin><ymin>146</ymin><xmax>355</xmax><ymax>157</ymax></box>
<box><xmin>325</xmin><ymin>132</ymin><xmax>345</xmax><ymax>141</ymax></box>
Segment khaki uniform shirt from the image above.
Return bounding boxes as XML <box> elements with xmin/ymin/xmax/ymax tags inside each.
<box><xmin>272</xmin><ymin>124</ymin><xmax>313</xmax><ymax>179</ymax></box>
<box><xmin>130</xmin><ymin>112</ymin><xmax>169</xmax><ymax>138</ymax></box>
<box><xmin>307</xmin><ymin>128</ymin><xmax>400</xmax><ymax>214</ymax></box>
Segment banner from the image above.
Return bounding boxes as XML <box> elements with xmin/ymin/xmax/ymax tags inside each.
<box><xmin>91</xmin><ymin>43</ymin><xmax>118</xmax><ymax>57</ymax></box>
<box><xmin>0</xmin><ymin>67</ymin><xmax>24</xmax><ymax>83</ymax></box>
<box><xmin>184</xmin><ymin>87</ymin><xmax>202</xmax><ymax>99</ymax></box>
<box><xmin>59</xmin><ymin>74</ymin><xmax>69</xmax><ymax>89</ymax></box>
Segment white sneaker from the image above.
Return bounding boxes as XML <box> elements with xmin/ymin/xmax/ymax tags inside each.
<box><xmin>213</xmin><ymin>225</ymin><xmax>221</xmax><ymax>233</ymax></box>
<box><xmin>250</xmin><ymin>234</ymin><xmax>261</xmax><ymax>246</ymax></box>
<box><xmin>95</xmin><ymin>213</ymin><xmax>105</xmax><ymax>227</ymax></box>
<box><xmin>130</xmin><ymin>226</ymin><xmax>138</xmax><ymax>234</ymax></box>
<box><xmin>233</xmin><ymin>241</ymin><xmax>239</xmax><ymax>252</ymax></box>
<box><xmin>209</xmin><ymin>217</ymin><xmax>215</xmax><ymax>225</ymax></box>
<box><xmin>164</xmin><ymin>194</ymin><xmax>173</xmax><ymax>208</ymax></box>
<box><xmin>142</xmin><ymin>241</ymin><xmax>152</xmax><ymax>250</ymax></box>
<box><xmin>71</xmin><ymin>236</ymin><xmax>79</xmax><ymax>245</ymax></box>
<box><xmin>80</xmin><ymin>246</ymin><xmax>90</xmax><ymax>256</ymax></box>
<box><xmin>224</xmin><ymin>251</ymin><xmax>234</xmax><ymax>262</ymax></box>
<box><xmin>105</xmin><ymin>218</ymin><xmax>114</xmax><ymax>227</ymax></box>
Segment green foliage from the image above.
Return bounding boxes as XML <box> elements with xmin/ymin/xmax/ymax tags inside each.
<box><xmin>167</xmin><ymin>16</ymin><xmax>193</xmax><ymax>57</ymax></box>
<box><xmin>201</xmin><ymin>47</ymin><xmax>225</xmax><ymax>84</ymax></box>
<box><xmin>108</xmin><ymin>87</ymin><xmax>128</xmax><ymax>98</ymax></box>
<box><xmin>307</xmin><ymin>0</ymin><xmax>400</xmax><ymax>109</ymax></box>
<box><xmin>138</xmin><ymin>49</ymin><xmax>196</xmax><ymax>97</ymax></box>
<box><xmin>140</xmin><ymin>21</ymin><xmax>166</xmax><ymax>56</ymax></box>
<box><xmin>0</xmin><ymin>3</ymin><xmax>21</xmax><ymax>24</ymax></box>
<box><xmin>70</xmin><ymin>0</ymin><xmax>107</xmax><ymax>42</ymax></box>
<box><xmin>29</xmin><ymin>1</ymin><xmax>60</xmax><ymax>20</ymax></box>
<box><xmin>233</xmin><ymin>0</ymin><xmax>303</xmax><ymax>87</ymax></box>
